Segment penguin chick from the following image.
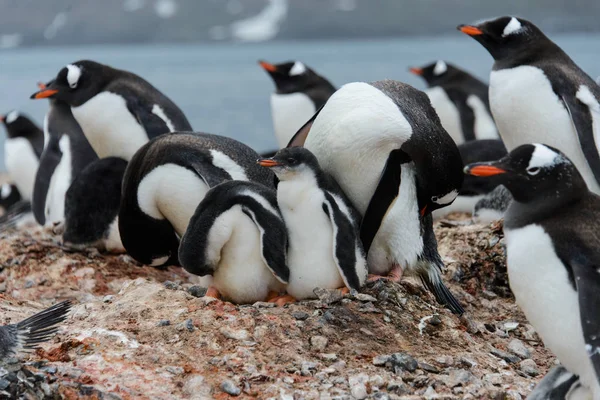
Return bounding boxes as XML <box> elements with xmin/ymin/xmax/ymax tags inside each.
<box><xmin>0</xmin><ymin>300</ymin><xmax>71</xmax><ymax>360</ymax></box>
<box><xmin>258</xmin><ymin>147</ymin><xmax>367</xmax><ymax>304</ymax></box>
<box><xmin>465</xmin><ymin>143</ymin><xmax>600</xmax><ymax>397</ymax></box>
<box><xmin>179</xmin><ymin>181</ymin><xmax>289</xmax><ymax>304</ymax></box>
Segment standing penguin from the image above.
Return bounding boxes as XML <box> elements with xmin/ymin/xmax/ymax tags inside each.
<box><xmin>465</xmin><ymin>143</ymin><xmax>600</xmax><ymax>398</ymax></box>
<box><xmin>0</xmin><ymin>183</ymin><xmax>22</xmax><ymax>214</ymax></box>
<box><xmin>458</xmin><ymin>16</ymin><xmax>600</xmax><ymax>194</ymax></box>
<box><xmin>288</xmin><ymin>80</ymin><xmax>465</xmax><ymax>315</ymax></box>
<box><xmin>32</xmin><ymin>81</ymin><xmax>98</xmax><ymax>227</ymax></box>
<box><xmin>1</xmin><ymin>111</ymin><xmax>44</xmax><ymax>202</ymax></box>
<box><xmin>30</xmin><ymin>60</ymin><xmax>192</xmax><ymax>160</ymax></box>
<box><xmin>409</xmin><ymin>60</ymin><xmax>499</xmax><ymax>144</ymax></box>
<box><xmin>259</xmin><ymin>60</ymin><xmax>336</xmax><ymax>149</ymax></box>
<box><xmin>179</xmin><ymin>180</ymin><xmax>289</xmax><ymax>304</ymax></box>
<box><xmin>258</xmin><ymin>147</ymin><xmax>368</xmax><ymax>304</ymax></box>
<box><xmin>120</xmin><ymin>132</ymin><xmax>274</xmax><ymax>267</ymax></box>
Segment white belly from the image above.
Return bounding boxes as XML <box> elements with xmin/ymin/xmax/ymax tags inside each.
<box><xmin>490</xmin><ymin>66</ymin><xmax>600</xmax><ymax>193</ymax></box>
<box><xmin>271</xmin><ymin>92</ymin><xmax>316</xmax><ymax>148</ymax></box>
<box><xmin>466</xmin><ymin>95</ymin><xmax>498</xmax><ymax>140</ymax></box>
<box><xmin>505</xmin><ymin>225</ymin><xmax>600</xmax><ymax>397</ymax></box>
<box><xmin>4</xmin><ymin>137</ymin><xmax>38</xmax><ymax>201</ymax></box>
<box><xmin>278</xmin><ymin>182</ymin><xmax>344</xmax><ymax>299</ymax></box>
<box><xmin>103</xmin><ymin>217</ymin><xmax>125</xmax><ymax>253</ymax></box>
<box><xmin>367</xmin><ymin>164</ymin><xmax>423</xmax><ymax>275</ymax></box>
<box><xmin>426</xmin><ymin>87</ymin><xmax>463</xmax><ymax>145</ymax></box>
<box><xmin>45</xmin><ymin>135</ymin><xmax>72</xmax><ymax>226</ymax></box>
<box><xmin>137</xmin><ymin>163</ymin><xmax>210</xmax><ymax>236</ymax></box>
<box><xmin>72</xmin><ymin>92</ymin><xmax>150</xmax><ymax>161</ymax></box>
<box><xmin>211</xmin><ymin>207</ymin><xmax>283</xmax><ymax>304</ymax></box>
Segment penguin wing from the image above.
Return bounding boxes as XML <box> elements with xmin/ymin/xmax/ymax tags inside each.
<box><xmin>322</xmin><ymin>191</ymin><xmax>364</xmax><ymax>291</ymax></box>
<box><xmin>241</xmin><ymin>204</ymin><xmax>289</xmax><ymax>284</ymax></box>
<box><xmin>32</xmin><ymin>135</ymin><xmax>63</xmax><ymax>225</ymax></box>
<box><xmin>287</xmin><ymin>104</ymin><xmax>325</xmax><ymax>147</ymax></box>
<box><xmin>360</xmin><ymin>149</ymin><xmax>411</xmax><ymax>254</ymax></box>
<box><xmin>561</xmin><ymin>91</ymin><xmax>600</xmax><ymax>186</ymax></box>
<box><xmin>446</xmin><ymin>89</ymin><xmax>476</xmax><ymax>142</ymax></box>
<box><xmin>116</xmin><ymin>88</ymin><xmax>172</xmax><ymax>139</ymax></box>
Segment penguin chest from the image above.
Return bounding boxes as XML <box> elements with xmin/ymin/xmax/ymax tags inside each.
<box><xmin>45</xmin><ymin>135</ymin><xmax>72</xmax><ymax>226</ymax></box>
<box><xmin>426</xmin><ymin>87</ymin><xmax>463</xmax><ymax>144</ymax></box>
<box><xmin>4</xmin><ymin>137</ymin><xmax>39</xmax><ymax>201</ymax></box>
<box><xmin>270</xmin><ymin>93</ymin><xmax>316</xmax><ymax>148</ymax></box>
<box><xmin>505</xmin><ymin>225</ymin><xmax>596</xmax><ymax>388</ymax></box>
<box><xmin>71</xmin><ymin>92</ymin><xmax>150</xmax><ymax>160</ymax></box>
<box><xmin>465</xmin><ymin>95</ymin><xmax>498</xmax><ymax>140</ymax></box>
<box><xmin>277</xmin><ymin>183</ymin><xmax>343</xmax><ymax>299</ymax></box>
<box><xmin>210</xmin><ymin>207</ymin><xmax>282</xmax><ymax>304</ymax></box>
<box><xmin>367</xmin><ymin>165</ymin><xmax>423</xmax><ymax>274</ymax></box>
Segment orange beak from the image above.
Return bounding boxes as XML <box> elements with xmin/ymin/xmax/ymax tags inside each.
<box><xmin>465</xmin><ymin>165</ymin><xmax>506</xmax><ymax>177</ymax></box>
<box><xmin>458</xmin><ymin>25</ymin><xmax>484</xmax><ymax>36</ymax></box>
<box><xmin>258</xmin><ymin>60</ymin><xmax>277</xmax><ymax>72</ymax></box>
<box><xmin>409</xmin><ymin>67</ymin><xmax>423</xmax><ymax>76</ymax></box>
<box><xmin>31</xmin><ymin>89</ymin><xmax>58</xmax><ymax>99</ymax></box>
<box><xmin>257</xmin><ymin>158</ymin><xmax>282</xmax><ymax>167</ymax></box>
<box><xmin>0</xmin><ymin>115</ymin><xmax>4</xmax><ymax>122</ymax></box>
<box><xmin>37</xmin><ymin>82</ymin><xmax>47</xmax><ymax>90</ymax></box>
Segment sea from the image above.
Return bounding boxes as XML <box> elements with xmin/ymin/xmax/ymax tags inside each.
<box><xmin>1</xmin><ymin>33</ymin><xmax>600</xmax><ymax>170</ymax></box>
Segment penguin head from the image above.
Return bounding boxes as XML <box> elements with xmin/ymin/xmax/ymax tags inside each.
<box><xmin>0</xmin><ymin>110</ymin><xmax>40</xmax><ymax>139</ymax></box>
<box><xmin>257</xmin><ymin>147</ymin><xmax>320</xmax><ymax>181</ymax></box>
<box><xmin>457</xmin><ymin>16</ymin><xmax>545</xmax><ymax>60</ymax></box>
<box><xmin>30</xmin><ymin>60</ymin><xmax>109</xmax><ymax>106</ymax></box>
<box><xmin>408</xmin><ymin>60</ymin><xmax>460</xmax><ymax>87</ymax></box>
<box><xmin>464</xmin><ymin>143</ymin><xmax>587</xmax><ymax>203</ymax></box>
<box><xmin>259</xmin><ymin>60</ymin><xmax>323</xmax><ymax>93</ymax></box>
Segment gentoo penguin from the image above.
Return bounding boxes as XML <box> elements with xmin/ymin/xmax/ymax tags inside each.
<box><xmin>458</xmin><ymin>16</ymin><xmax>600</xmax><ymax>194</ymax></box>
<box><xmin>433</xmin><ymin>139</ymin><xmax>507</xmax><ymax>219</ymax></box>
<box><xmin>30</xmin><ymin>60</ymin><xmax>192</xmax><ymax>161</ymax></box>
<box><xmin>0</xmin><ymin>183</ymin><xmax>22</xmax><ymax>214</ymax></box>
<box><xmin>259</xmin><ymin>60</ymin><xmax>336</xmax><ymax>149</ymax></box>
<box><xmin>465</xmin><ymin>143</ymin><xmax>600</xmax><ymax>397</ymax></box>
<box><xmin>179</xmin><ymin>180</ymin><xmax>289</xmax><ymax>304</ymax></box>
<box><xmin>258</xmin><ymin>147</ymin><xmax>367</xmax><ymax>304</ymax></box>
<box><xmin>0</xmin><ymin>300</ymin><xmax>71</xmax><ymax>360</ymax></box>
<box><xmin>528</xmin><ymin>365</ymin><xmax>586</xmax><ymax>400</ymax></box>
<box><xmin>32</xmin><ymin>81</ymin><xmax>98</xmax><ymax>227</ymax></box>
<box><xmin>287</xmin><ymin>80</ymin><xmax>465</xmax><ymax>315</ymax></box>
<box><xmin>0</xmin><ymin>111</ymin><xmax>44</xmax><ymax>202</ymax></box>
<box><xmin>56</xmin><ymin>157</ymin><xmax>127</xmax><ymax>253</ymax></box>
<box><xmin>409</xmin><ymin>60</ymin><xmax>499</xmax><ymax>144</ymax></box>
<box><xmin>120</xmin><ymin>132</ymin><xmax>274</xmax><ymax>267</ymax></box>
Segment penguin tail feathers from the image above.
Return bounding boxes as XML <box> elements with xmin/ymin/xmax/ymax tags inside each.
<box><xmin>0</xmin><ymin>201</ymin><xmax>32</xmax><ymax>232</ymax></box>
<box><xmin>15</xmin><ymin>300</ymin><xmax>72</xmax><ymax>353</ymax></box>
<box><xmin>419</xmin><ymin>270</ymin><xmax>465</xmax><ymax>315</ymax></box>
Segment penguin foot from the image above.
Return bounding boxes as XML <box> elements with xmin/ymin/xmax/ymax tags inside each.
<box><xmin>337</xmin><ymin>287</ymin><xmax>350</xmax><ymax>296</ymax></box>
<box><xmin>268</xmin><ymin>295</ymin><xmax>296</xmax><ymax>307</ymax></box>
<box><xmin>367</xmin><ymin>265</ymin><xmax>403</xmax><ymax>283</ymax></box>
<box><xmin>204</xmin><ymin>286</ymin><xmax>221</xmax><ymax>300</ymax></box>
<box><xmin>266</xmin><ymin>291</ymin><xmax>280</xmax><ymax>302</ymax></box>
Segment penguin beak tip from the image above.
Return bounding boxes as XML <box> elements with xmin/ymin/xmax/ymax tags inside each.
<box><xmin>409</xmin><ymin>67</ymin><xmax>423</xmax><ymax>76</ymax></box>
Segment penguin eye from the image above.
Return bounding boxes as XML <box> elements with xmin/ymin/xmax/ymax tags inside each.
<box><xmin>527</xmin><ymin>167</ymin><xmax>540</xmax><ymax>175</ymax></box>
<box><xmin>287</xmin><ymin>158</ymin><xmax>297</xmax><ymax>165</ymax></box>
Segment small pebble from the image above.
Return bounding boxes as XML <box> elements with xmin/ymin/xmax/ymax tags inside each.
<box><xmin>519</xmin><ymin>359</ymin><xmax>539</xmax><ymax>377</ymax></box>
<box><xmin>313</xmin><ymin>287</ymin><xmax>343</xmax><ymax>304</ymax></box>
<box><xmin>348</xmin><ymin>374</ymin><xmax>369</xmax><ymax>400</ymax></box>
<box><xmin>309</xmin><ymin>336</ymin><xmax>328</xmax><ymax>351</ymax></box>
<box><xmin>372</xmin><ymin>392</ymin><xmax>390</xmax><ymax>400</ymax></box>
<box><xmin>490</xmin><ymin>347</ymin><xmax>520</xmax><ymax>364</ymax></box>
<box><xmin>418</xmin><ymin>362</ymin><xmax>439</xmax><ymax>374</ymax></box>
<box><xmin>220</xmin><ymin>380</ymin><xmax>241</xmax><ymax>396</ymax></box>
<box><xmin>386</xmin><ymin>353</ymin><xmax>418</xmax><ymax>373</ymax></box>
<box><xmin>459</xmin><ymin>357</ymin><xmax>477</xmax><ymax>369</ymax></box>
<box><xmin>292</xmin><ymin>311</ymin><xmax>309</xmax><ymax>321</ymax></box>
<box><xmin>166</xmin><ymin>366</ymin><xmax>184</xmax><ymax>375</ymax></box>
<box><xmin>163</xmin><ymin>281</ymin><xmax>180</xmax><ymax>290</ymax></box>
<box><xmin>158</xmin><ymin>320</ymin><xmax>170</xmax><ymax>326</ymax></box>
<box><xmin>0</xmin><ymin>379</ymin><xmax>9</xmax><ymax>390</ymax></box>
<box><xmin>24</xmin><ymin>280</ymin><xmax>35</xmax><ymax>288</ymax></box>
<box><xmin>187</xmin><ymin>286</ymin><xmax>207</xmax><ymax>298</ymax></box>
<box><xmin>508</xmin><ymin>339</ymin><xmax>531</xmax><ymax>359</ymax></box>
<box><xmin>252</xmin><ymin>301</ymin><xmax>276</xmax><ymax>308</ymax></box>
<box><xmin>102</xmin><ymin>295</ymin><xmax>114</xmax><ymax>303</ymax></box>
<box><xmin>354</xmin><ymin>293</ymin><xmax>377</xmax><ymax>302</ymax></box>
<box><xmin>320</xmin><ymin>353</ymin><xmax>337</xmax><ymax>362</ymax></box>
<box><xmin>184</xmin><ymin>319</ymin><xmax>194</xmax><ymax>332</ymax></box>
<box><xmin>41</xmin><ymin>366</ymin><xmax>57</xmax><ymax>375</ymax></box>
<box><xmin>220</xmin><ymin>328</ymin><xmax>250</xmax><ymax>341</ymax></box>
<box><xmin>446</xmin><ymin>369</ymin><xmax>475</xmax><ymax>387</ymax></box>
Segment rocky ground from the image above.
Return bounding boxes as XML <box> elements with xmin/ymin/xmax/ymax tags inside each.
<box><xmin>0</xmin><ymin>215</ymin><xmax>555</xmax><ymax>400</ymax></box>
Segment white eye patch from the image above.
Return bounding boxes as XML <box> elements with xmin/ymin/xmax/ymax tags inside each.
<box><xmin>66</xmin><ymin>64</ymin><xmax>82</xmax><ymax>89</ymax></box>
<box><xmin>5</xmin><ymin>110</ymin><xmax>19</xmax><ymax>124</ymax></box>
<box><xmin>502</xmin><ymin>17</ymin><xmax>522</xmax><ymax>37</ymax></box>
<box><xmin>528</xmin><ymin>143</ymin><xmax>562</xmax><ymax>169</ymax></box>
<box><xmin>289</xmin><ymin>61</ymin><xmax>306</xmax><ymax>76</ymax></box>
<box><xmin>1</xmin><ymin>183</ymin><xmax>12</xmax><ymax>199</ymax></box>
<box><xmin>433</xmin><ymin>60</ymin><xmax>447</xmax><ymax>75</ymax></box>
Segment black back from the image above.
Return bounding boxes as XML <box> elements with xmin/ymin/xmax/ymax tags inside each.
<box><xmin>1</xmin><ymin>111</ymin><xmax>44</xmax><ymax>157</ymax></box>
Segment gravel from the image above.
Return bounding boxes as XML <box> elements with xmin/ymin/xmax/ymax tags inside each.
<box><xmin>508</xmin><ymin>339</ymin><xmax>531</xmax><ymax>359</ymax></box>
<box><xmin>220</xmin><ymin>380</ymin><xmax>241</xmax><ymax>396</ymax></box>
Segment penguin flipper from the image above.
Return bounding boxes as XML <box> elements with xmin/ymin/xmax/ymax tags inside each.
<box><xmin>322</xmin><ymin>192</ymin><xmax>364</xmax><ymax>291</ymax></box>
<box><xmin>117</xmin><ymin>87</ymin><xmax>173</xmax><ymax>139</ymax></box>
<box><xmin>360</xmin><ymin>149</ymin><xmax>411</xmax><ymax>255</ymax></box>
<box><xmin>32</xmin><ymin>135</ymin><xmax>63</xmax><ymax>225</ymax></box>
<box><xmin>287</xmin><ymin>104</ymin><xmax>325</xmax><ymax>148</ymax></box>
<box><xmin>526</xmin><ymin>365</ymin><xmax>581</xmax><ymax>400</ymax></box>
<box><xmin>561</xmin><ymin>93</ymin><xmax>600</xmax><ymax>187</ymax></box>
<box><xmin>446</xmin><ymin>89</ymin><xmax>476</xmax><ymax>142</ymax></box>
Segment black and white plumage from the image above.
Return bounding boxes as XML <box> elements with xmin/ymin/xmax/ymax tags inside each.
<box><xmin>30</xmin><ymin>60</ymin><xmax>192</xmax><ymax>161</ymax></box>
<box><xmin>259</xmin><ymin>60</ymin><xmax>336</xmax><ymax>149</ymax></box>
<box><xmin>459</xmin><ymin>16</ymin><xmax>600</xmax><ymax>194</ymax></box>
<box><xmin>472</xmin><ymin>184</ymin><xmax>512</xmax><ymax>223</ymax></box>
<box><xmin>32</xmin><ymin>81</ymin><xmax>98</xmax><ymax>227</ymax></box>
<box><xmin>56</xmin><ymin>157</ymin><xmax>127</xmax><ymax>253</ymax></box>
<box><xmin>258</xmin><ymin>147</ymin><xmax>367</xmax><ymax>300</ymax></box>
<box><xmin>527</xmin><ymin>365</ymin><xmax>587</xmax><ymax>400</ymax></box>
<box><xmin>0</xmin><ymin>183</ymin><xmax>22</xmax><ymax>214</ymax></box>
<box><xmin>410</xmin><ymin>60</ymin><xmax>499</xmax><ymax>144</ymax></box>
<box><xmin>0</xmin><ymin>300</ymin><xmax>71</xmax><ymax>360</ymax></box>
<box><xmin>287</xmin><ymin>80</ymin><xmax>464</xmax><ymax>314</ymax></box>
<box><xmin>465</xmin><ymin>143</ymin><xmax>600</xmax><ymax>397</ymax></box>
<box><xmin>119</xmin><ymin>132</ymin><xmax>274</xmax><ymax>267</ymax></box>
<box><xmin>1</xmin><ymin>111</ymin><xmax>44</xmax><ymax>202</ymax></box>
<box><xmin>179</xmin><ymin>180</ymin><xmax>288</xmax><ymax>304</ymax></box>
<box><xmin>434</xmin><ymin>139</ymin><xmax>507</xmax><ymax>220</ymax></box>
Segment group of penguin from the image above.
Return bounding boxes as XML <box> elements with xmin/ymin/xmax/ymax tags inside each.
<box><xmin>2</xmin><ymin>15</ymin><xmax>600</xmax><ymax>398</ymax></box>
